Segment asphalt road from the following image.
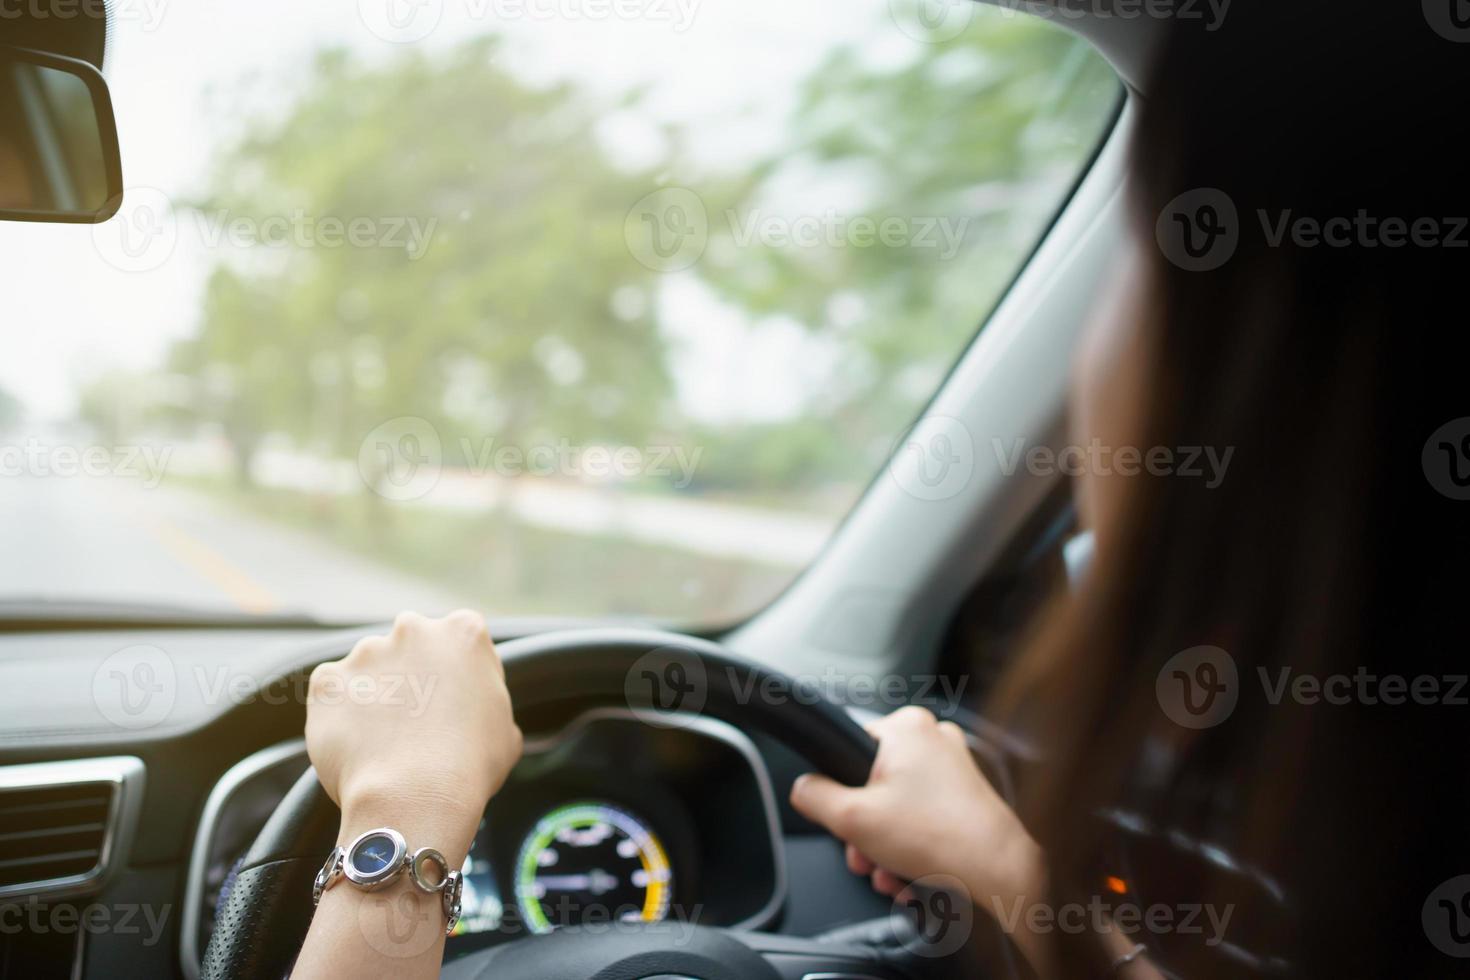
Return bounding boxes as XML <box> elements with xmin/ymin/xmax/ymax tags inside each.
<box><xmin>0</xmin><ymin>473</ymin><xmax>472</xmax><ymax>621</ymax></box>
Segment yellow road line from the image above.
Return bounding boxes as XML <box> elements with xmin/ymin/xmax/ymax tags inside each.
<box><xmin>148</xmin><ymin>518</ymin><xmax>278</xmax><ymax>614</ymax></box>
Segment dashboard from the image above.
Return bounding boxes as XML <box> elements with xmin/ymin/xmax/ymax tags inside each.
<box><xmin>0</xmin><ymin>626</ymin><xmax>902</xmax><ymax>980</ymax></box>
<box><xmin>181</xmin><ymin>708</ymin><xmax>785</xmax><ymax>976</ymax></box>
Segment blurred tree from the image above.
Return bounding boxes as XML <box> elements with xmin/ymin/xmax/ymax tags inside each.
<box><xmin>0</xmin><ymin>384</ymin><xmax>21</xmax><ymax>428</ymax></box>
<box><xmin>175</xmin><ymin>39</ymin><xmax>676</xmax><ymax>483</ymax></box>
<box><xmin>167</xmin><ymin>267</ymin><xmax>295</xmax><ymax>484</ymax></box>
<box><xmin>98</xmin><ymin>15</ymin><xmax>1119</xmax><ymax>506</ymax></box>
<box><xmin>693</xmin><ymin>14</ymin><xmax>1120</xmax><ymax>490</ymax></box>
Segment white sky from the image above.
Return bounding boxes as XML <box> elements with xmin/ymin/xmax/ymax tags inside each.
<box><xmin>0</xmin><ymin>0</ymin><xmax>940</xmax><ymax>422</ymax></box>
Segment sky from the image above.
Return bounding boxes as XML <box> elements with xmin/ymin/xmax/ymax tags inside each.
<box><xmin>0</xmin><ymin>0</ymin><xmax>931</xmax><ymax>422</ymax></box>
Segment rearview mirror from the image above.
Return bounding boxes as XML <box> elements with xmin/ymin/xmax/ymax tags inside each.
<box><xmin>0</xmin><ymin>45</ymin><xmax>123</xmax><ymax>224</ymax></box>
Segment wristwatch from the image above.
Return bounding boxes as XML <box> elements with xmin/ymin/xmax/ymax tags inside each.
<box><xmin>313</xmin><ymin>827</ymin><xmax>464</xmax><ymax>935</ymax></box>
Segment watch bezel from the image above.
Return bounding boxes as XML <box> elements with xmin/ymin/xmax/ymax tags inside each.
<box><xmin>342</xmin><ymin>827</ymin><xmax>408</xmax><ymax>887</ymax></box>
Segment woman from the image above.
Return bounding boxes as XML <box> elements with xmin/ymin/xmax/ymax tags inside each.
<box><xmin>293</xmin><ymin>2</ymin><xmax>1468</xmax><ymax>976</ymax></box>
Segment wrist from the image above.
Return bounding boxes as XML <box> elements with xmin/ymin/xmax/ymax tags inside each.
<box><xmin>338</xmin><ymin>786</ymin><xmax>483</xmax><ymax>868</ymax></box>
<box><xmin>962</xmin><ymin>824</ymin><xmax>1047</xmax><ymax>922</ymax></box>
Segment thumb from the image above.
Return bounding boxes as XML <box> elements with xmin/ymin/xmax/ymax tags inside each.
<box><xmin>791</xmin><ymin>773</ymin><xmax>865</xmax><ymax>838</ymax></box>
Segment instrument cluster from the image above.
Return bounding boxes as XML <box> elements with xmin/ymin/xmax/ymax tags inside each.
<box><xmin>184</xmin><ymin>709</ymin><xmax>785</xmax><ymax>976</ymax></box>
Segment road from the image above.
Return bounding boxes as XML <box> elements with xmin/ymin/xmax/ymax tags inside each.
<box><xmin>0</xmin><ymin>474</ymin><xmax>473</xmax><ymax>620</ymax></box>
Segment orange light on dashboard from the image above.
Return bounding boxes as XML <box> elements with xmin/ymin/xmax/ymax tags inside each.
<box><xmin>1105</xmin><ymin>875</ymin><xmax>1128</xmax><ymax>895</ymax></box>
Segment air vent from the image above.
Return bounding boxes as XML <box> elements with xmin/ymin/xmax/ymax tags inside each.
<box><xmin>0</xmin><ymin>757</ymin><xmax>144</xmax><ymax>900</ymax></box>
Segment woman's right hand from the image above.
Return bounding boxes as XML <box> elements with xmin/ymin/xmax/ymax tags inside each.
<box><xmin>789</xmin><ymin>706</ymin><xmax>1045</xmax><ymax>913</ymax></box>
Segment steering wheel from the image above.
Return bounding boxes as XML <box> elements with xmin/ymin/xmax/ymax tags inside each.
<box><xmin>199</xmin><ymin>628</ymin><xmax>979</xmax><ymax>979</ymax></box>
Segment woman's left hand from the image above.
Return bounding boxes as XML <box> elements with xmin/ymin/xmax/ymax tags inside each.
<box><xmin>306</xmin><ymin>609</ymin><xmax>523</xmax><ymax>860</ymax></box>
<box><xmin>294</xmin><ymin>610</ymin><xmax>522</xmax><ymax>979</ymax></box>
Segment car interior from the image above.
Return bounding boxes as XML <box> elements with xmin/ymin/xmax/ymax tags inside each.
<box><xmin>0</xmin><ymin>1</ymin><xmax>1273</xmax><ymax>978</ymax></box>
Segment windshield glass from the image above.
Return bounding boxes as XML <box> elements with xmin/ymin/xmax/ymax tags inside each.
<box><xmin>0</xmin><ymin>0</ymin><xmax>1118</xmax><ymax>624</ymax></box>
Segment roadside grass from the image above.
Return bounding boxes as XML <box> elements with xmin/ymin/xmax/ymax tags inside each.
<box><xmin>168</xmin><ymin>473</ymin><xmax>798</xmax><ymax>624</ymax></box>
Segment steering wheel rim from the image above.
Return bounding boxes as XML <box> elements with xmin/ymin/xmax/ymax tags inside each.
<box><xmin>199</xmin><ymin>627</ymin><xmax>882</xmax><ymax>980</ymax></box>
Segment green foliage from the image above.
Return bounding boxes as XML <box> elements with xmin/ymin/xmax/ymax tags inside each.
<box><xmin>138</xmin><ymin>18</ymin><xmax>1116</xmax><ymax>499</ymax></box>
<box><xmin>0</xmin><ymin>383</ymin><xmax>20</xmax><ymax>427</ymax></box>
<box><xmin>178</xmin><ymin>39</ymin><xmax>676</xmax><ymax>475</ymax></box>
<box><xmin>68</xmin><ymin>13</ymin><xmax>1120</xmax><ymax>619</ymax></box>
<box><xmin>693</xmin><ymin>17</ymin><xmax>1120</xmax><ymax>488</ymax></box>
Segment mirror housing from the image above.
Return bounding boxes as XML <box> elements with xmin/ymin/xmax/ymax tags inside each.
<box><xmin>0</xmin><ymin>45</ymin><xmax>123</xmax><ymax>224</ymax></box>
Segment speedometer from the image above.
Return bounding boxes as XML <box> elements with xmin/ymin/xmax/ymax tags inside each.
<box><xmin>513</xmin><ymin>801</ymin><xmax>673</xmax><ymax>934</ymax></box>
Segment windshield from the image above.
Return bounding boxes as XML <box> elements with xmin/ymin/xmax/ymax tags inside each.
<box><xmin>0</xmin><ymin>0</ymin><xmax>1118</xmax><ymax>625</ymax></box>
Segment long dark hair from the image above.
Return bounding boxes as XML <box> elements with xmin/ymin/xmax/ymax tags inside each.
<box><xmin>993</xmin><ymin>3</ymin><xmax>1469</xmax><ymax>976</ymax></box>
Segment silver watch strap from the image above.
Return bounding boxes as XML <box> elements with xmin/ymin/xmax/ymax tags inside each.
<box><xmin>313</xmin><ymin>834</ymin><xmax>463</xmax><ymax>936</ymax></box>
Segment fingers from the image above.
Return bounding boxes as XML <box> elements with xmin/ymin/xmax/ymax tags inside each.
<box><xmin>390</xmin><ymin>609</ymin><xmax>430</xmax><ymax>639</ymax></box>
<box><xmin>446</xmin><ymin>608</ymin><xmax>492</xmax><ymax>644</ymax></box>
<box><xmin>790</xmin><ymin>773</ymin><xmax>866</xmax><ymax>839</ymax></box>
<box><xmin>865</xmin><ymin>704</ymin><xmax>938</xmax><ymax>740</ymax></box>
<box><xmin>343</xmin><ymin>635</ymin><xmax>385</xmax><ymax>665</ymax></box>
<box><xmin>372</xmin><ymin>610</ymin><xmax>501</xmax><ymax>669</ymax></box>
<box><xmin>871</xmin><ymin>867</ymin><xmax>906</xmax><ymax>898</ymax></box>
<box><xmin>844</xmin><ymin>830</ymin><xmax>905</xmax><ymax>900</ymax></box>
<box><xmin>937</xmin><ymin>720</ymin><xmax>968</xmax><ymax>747</ymax></box>
<box><xmin>306</xmin><ymin>659</ymin><xmax>342</xmax><ymax>709</ymax></box>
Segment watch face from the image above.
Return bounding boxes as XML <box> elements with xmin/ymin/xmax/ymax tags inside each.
<box><xmin>345</xmin><ymin>830</ymin><xmax>406</xmax><ymax>884</ymax></box>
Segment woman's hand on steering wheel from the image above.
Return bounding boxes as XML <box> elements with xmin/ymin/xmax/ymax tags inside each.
<box><xmin>293</xmin><ymin>610</ymin><xmax>523</xmax><ymax>980</ymax></box>
<box><xmin>306</xmin><ymin>609</ymin><xmax>523</xmax><ymax>850</ymax></box>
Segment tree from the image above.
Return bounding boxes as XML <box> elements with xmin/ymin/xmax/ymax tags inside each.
<box><xmin>0</xmin><ymin>384</ymin><xmax>20</xmax><ymax>428</ymax></box>
<box><xmin>690</xmin><ymin>12</ymin><xmax>1120</xmax><ymax>490</ymax></box>
<box><xmin>176</xmin><ymin>39</ymin><xmax>677</xmax><ymax>482</ymax></box>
